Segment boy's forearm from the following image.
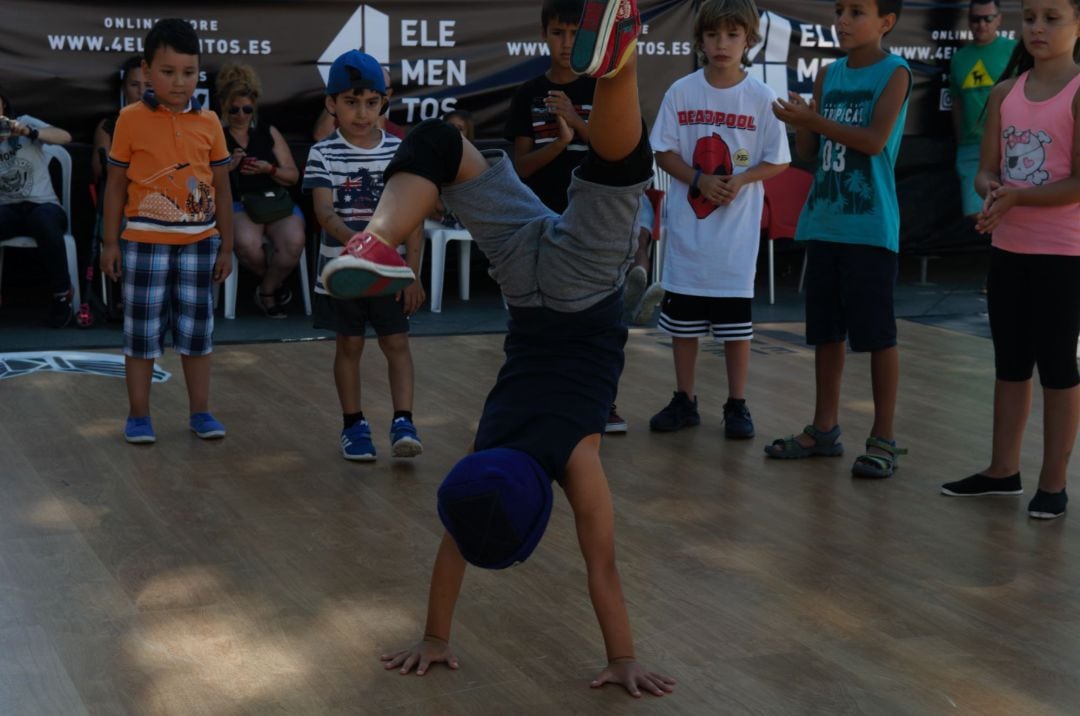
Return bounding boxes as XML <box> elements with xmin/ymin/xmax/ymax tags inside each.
<box><xmin>102</xmin><ymin>176</ymin><xmax>128</xmax><ymax>246</ymax></box>
<box><xmin>794</xmin><ymin>126</ymin><xmax>819</xmax><ymax>163</ymax></box>
<box><xmin>654</xmin><ymin>152</ymin><xmax>696</xmax><ymax>186</ymax></box>
<box><xmin>316</xmin><ymin>206</ymin><xmax>357</xmax><ymax>246</ymax></box>
<box><xmin>739</xmin><ymin>161</ymin><xmax>789</xmax><ymax>184</ymax></box>
<box><xmin>423</xmin><ymin>532</ymin><xmax>467</xmax><ymax>641</ymax></box>
<box><xmin>805</xmin><ymin>115</ymin><xmax>889</xmax><ymax>157</ymax></box>
<box><xmin>587</xmin><ymin>562</ymin><xmax>636</xmax><ymax>661</ymax></box>
<box><xmin>213</xmin><ymin>178</ymin><xmax>234</xmax><ymax>252</ymax></box>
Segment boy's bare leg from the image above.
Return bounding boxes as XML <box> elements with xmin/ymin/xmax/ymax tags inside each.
<box><xmin>672</xmin><ymin>337</ymin><xmax>698</xmax><ymax>398</ymax></box>
<box><xmin>334</xmin><ymin>336</ymin><xmax>365</xmax><ymax>414</ymax></box>
<box><xmin>868</xmin><ymin>346</ymin><xmax>898</xmax><ymax>442</ymax></box>
<box><xmin>1039</xmin><ymin>386</ymin><xmax>1079</xmax><ymax>493</ymax></box>
<box><xmin>588</xmin><ymin>53</ymin><xmax>640</xmax><ymax>162</ymax></box>
<box><xmin>379</xmin><ymin>333</ymin><xmax>415</xmax><ymax>413</ymax></box>
<box><xmin>724</xmin><ymin>340</ymin><xmax>750</xmax><ymax>401</ymax></box>
<box><xmin>180</xmin><ymin>354</ymin><xmax>212</xmax><ymax>414</ymax></box>
<box><xmin>125</xmin><ymin>357</ymin><xmax>154</xmax><ymax>417</ymax></box>
<box><xmin>795</xmin><ymin>341</ymin><xmax>844</xmax><ymax>448</ymax></box>
<box><xmin>366</xmin><ymin>143</ymin><xmax>491</xmax><ymax>247</ymax></box>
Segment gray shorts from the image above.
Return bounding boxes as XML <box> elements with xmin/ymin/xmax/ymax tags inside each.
<box><xmin>441</xmin><ymin>152</ymin><xmax>649</xmax><ymax>312</ymax></box>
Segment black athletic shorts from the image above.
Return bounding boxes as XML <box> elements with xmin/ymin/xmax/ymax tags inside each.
<box><xmin>803</xmin><ymin>240</ymin><xmax>898</xmax><ymax>353</ymax></box>
<box><xmin>313</xmin><ymin>293</ymin><xmax>410</xmax><ymax>337</ymax></box>
<box><xmin>657</xmin><ymin>291</ymin><xmax>752</xmax><ymax>342</ymax></box>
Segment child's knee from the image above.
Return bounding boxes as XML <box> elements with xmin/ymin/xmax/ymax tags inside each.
<box><xmin>336</xmin><ymin>335</ymin><xmax>365</xmax><ymax>360</ymax></box>
<box><xmin>378</xmin><ymin>331</ymin><xmax>411</xmax><ymax>355</ymax></box>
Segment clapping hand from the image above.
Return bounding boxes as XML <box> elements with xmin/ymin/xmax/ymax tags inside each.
<box><xmin>773</xmin><ymin>92</ymin><xmax>818</xmax><ymax>128</ymax></box>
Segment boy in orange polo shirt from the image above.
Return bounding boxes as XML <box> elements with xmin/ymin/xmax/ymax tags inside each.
<box><xmin>101</xmin><ymin>18</ymin><xmax>234</xmax><ymax>444</ymax></box>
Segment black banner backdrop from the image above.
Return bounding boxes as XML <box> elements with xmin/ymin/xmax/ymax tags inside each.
<box><xmin>1</xmin><ymin>0</ymin><xmax>1022</xmax><ymax>253</ymax></box>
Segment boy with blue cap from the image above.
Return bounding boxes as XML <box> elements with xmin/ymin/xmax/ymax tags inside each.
<box><xmin>305</xmin><ymin>49</ymin><xmax>425</xmax><ymax>462</ymax></box>
<box><xmin>321</xmin><ymin>0</ymin><xmax>675</xmax><ymax>698</ymax></box>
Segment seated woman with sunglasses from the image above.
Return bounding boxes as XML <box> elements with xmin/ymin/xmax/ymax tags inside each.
<box><xmin>217</xmin><ymin>64</ymin><xmax>305</xmax><ymax>318</ymax></box>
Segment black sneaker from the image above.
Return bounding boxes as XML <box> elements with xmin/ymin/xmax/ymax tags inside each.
<box><xmin>940</xmin><ymin>473</ymin><xmax>1023</xmax><ymax>497</ymax></box>
<box><xmin>50</xmin><ymin>290</ymin><xmax>73</xmax><ymax>328</ymax></box>
<box><xmin>649</xmin><ymin>391</ymin><xmax>700</xmax><ymax>432</ymax></box>
<box><xmin>1028</xmin><ymin>489</ymin><xmax>1067</xmax><ymax>519</ymax></box>
<box><xmin>722</xmin><ymin>398</ymin><xmax>754</xmax><ymax>439</ymax></box>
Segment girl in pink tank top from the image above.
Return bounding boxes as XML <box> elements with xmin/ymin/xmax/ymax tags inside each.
<box><xmin>942</xmin><ymin>0</ymin><xmax>1080</xmax><ymax>519</ymax></box>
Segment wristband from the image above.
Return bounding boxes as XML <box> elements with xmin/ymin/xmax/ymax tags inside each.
<box><xmin>269</xmin><ymin>164</ymin><xmax>277</xmax><ymax>177</ymax></box>
<box><xmin>691</xmin><ymin>168</ymin><xmax>702</xmax><ymax>191</ymax></box>
<box><xmin>608</xmin><ymin>656</ymin><xmax>636</xmax><ymax>664</ymax></box>
<box><xmin>27</xmin><ymin>128</ymin><xmax>39</xmax><ymax>142</ymax></box>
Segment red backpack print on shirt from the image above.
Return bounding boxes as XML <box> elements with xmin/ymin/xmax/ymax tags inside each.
<box><xmin>689</xmin><ymin>133</ymin><xmax>733</xmax><ymax>219</ymax></box>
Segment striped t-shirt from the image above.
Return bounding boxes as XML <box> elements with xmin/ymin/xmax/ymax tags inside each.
<box><xmin>303</xmin><ymin>129</ymin><xmax>402</xmax><ymax>294</ymax></box>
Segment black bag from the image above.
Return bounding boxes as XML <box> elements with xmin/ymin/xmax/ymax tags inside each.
<box><xmin>241</xmin><ymin>186</ymin><xmax>294</xmax><ymax>224</ymax></box>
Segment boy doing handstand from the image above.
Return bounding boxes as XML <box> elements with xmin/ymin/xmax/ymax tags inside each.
<box><xmin>321</xmin><ymin>0</ymin><xmax>676</xmax><ymax>697</ymax></box>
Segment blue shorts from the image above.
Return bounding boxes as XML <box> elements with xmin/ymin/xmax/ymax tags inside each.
<box><xmin>123</xmin><ymin>236</ymin><xmax>220</xmax><ymax>359</ymax></box>
<box><xmin>803</xmin><ymin>240</ymin><xmax>897</xmax><ymax>353</ymax></box>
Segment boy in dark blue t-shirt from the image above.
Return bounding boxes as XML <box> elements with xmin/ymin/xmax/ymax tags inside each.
<box><xmin>321</xmin><ymin>0</ymin><xmax>677</xmax><ymax>698</ymax></box>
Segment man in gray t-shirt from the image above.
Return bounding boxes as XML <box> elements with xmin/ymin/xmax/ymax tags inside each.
<box><xmin>0</xmin><ymin>91</ymin><xmax>75</xmax><ymax>327</ymax></box>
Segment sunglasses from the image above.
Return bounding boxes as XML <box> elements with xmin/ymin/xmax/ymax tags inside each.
<box><xmin>228</xmin><ymin>105</ymin><xmax>254</xmax><ymax>115</ymax></box>
<box><xmin>969</xmin><ymin>13</ymin><xmax>999</xmax><ymax>24</ymax></box>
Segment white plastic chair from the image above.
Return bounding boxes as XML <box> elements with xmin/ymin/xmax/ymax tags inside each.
<box><xmin>423</xmin><ymin>219</ymin><xmax>473</xmax><ymax>313</ymax></box>
<box><xmin>220</xmin><ymin>241</ymin><xmax>311</xmax><ymax>319</ymax></box>
<box><xmin>0</xmin><ymin>144</ymin><xmax>80</xmax><ymax>316</ymax></box>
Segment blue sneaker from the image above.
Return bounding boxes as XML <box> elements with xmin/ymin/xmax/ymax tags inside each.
<box><xmin>390</xmin><ymin>416</ymin><xmax>423</xmax><ymax>458</ymax></box>
<box><xmin>189</xmin><ymin>412</ymin><xmax>226</xmax><ymax>439</ymax></box>
<box><xmin>342</xmin><ymin>420</ymin><xmax>376</xmax><ymax>461</ymax></box>
<box><xmin>124</xmin><ymin>416</ymin><xmax>156</xmax><ymax>444</ymax></box>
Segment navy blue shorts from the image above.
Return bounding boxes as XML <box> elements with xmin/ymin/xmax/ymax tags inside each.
<box><xmin>803</xmin><ymin>240</ymin><xmax>897</xmax><ymax>353</ymax></box>
<box><xmin>988</xmin><ymin>247</ymin><xmax>1080</xmax><ymax>389</ymax></box>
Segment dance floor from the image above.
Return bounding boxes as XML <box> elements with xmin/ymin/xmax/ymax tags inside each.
<box><xmin>2</xmin><ymin>321</ymin><xmax>1077</xmax><ymax>715</ymax></box>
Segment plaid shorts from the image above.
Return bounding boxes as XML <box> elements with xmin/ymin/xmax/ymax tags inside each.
<box><xmin>123</xmin><ymin>236</ymin><xmax>220</xmax><ymax>359</ymax></box>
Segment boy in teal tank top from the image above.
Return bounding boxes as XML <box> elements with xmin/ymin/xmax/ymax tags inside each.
<box><xmin>770</xmin><ymin>0</ymin><xmax>912</xmax><ymax>478</ymax></box>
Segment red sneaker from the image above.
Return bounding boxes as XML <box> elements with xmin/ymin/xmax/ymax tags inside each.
<box><xmin>571</xmin><ymin>0</ymin><xmax>640</xmax><ymax>78</ymax></box>
<box><xmin>320</xmin><ymin>231</ymin><xmax>415</xmax><ymax>299</ymax></box>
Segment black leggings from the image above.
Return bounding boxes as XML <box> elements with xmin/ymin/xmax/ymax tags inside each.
<box><xmin>987</xmin><ymin>247</ymin><xmax>1080</xmax><ymax>389</ymax></box>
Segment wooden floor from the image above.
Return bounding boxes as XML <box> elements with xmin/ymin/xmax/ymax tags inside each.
<box><xmin>2</xmin><ymin>321</ymin><xmax>1078</xmax><ymax>715</ymax></box>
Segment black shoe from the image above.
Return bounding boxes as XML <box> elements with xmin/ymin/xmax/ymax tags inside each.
<box><xmin>649</xmin><ymin>391</ymin><xmax>700</xmax><ymax>432</ymax></box>
<box><xmin>722</xmin><ymin>398</ymin><xmax>754</xmax><ymax>439</ymax></box>
<box><xmin>1028</xmin><ymin>489</ymin><xmax>1067</xmax><ymax>519</ymax></box>
<box><xmin>940</xmin><ymin>473</ymin><xmax>1023</xmax><ymax>496</ymax></box>
<box><xmin>50</xmin><ymin>291</ymin><xmax>73</xmax><ymax>328</ymax></box>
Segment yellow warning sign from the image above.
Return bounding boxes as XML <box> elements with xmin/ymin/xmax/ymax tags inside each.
<box><xmin>962</xmin><ymin>59</ymin><xmax>994</xmax><ymax>90</ymax></box>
